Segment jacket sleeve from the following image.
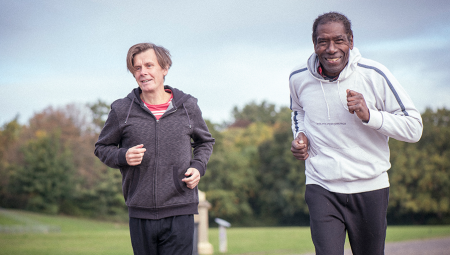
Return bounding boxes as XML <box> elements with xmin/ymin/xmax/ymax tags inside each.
<box><xmin>290</xmin><ymin>76</ymin><xmax>307</xmax><ymax>139</ymax></box>
<box><xmin>94</xmin><ymin>108</ymin><xmax>129</xmax><ymax>168</ymax></box>
<box><xmin>189</xmin><ymin>102</ymin><xmax>215</xmax><ymax>177</ymax></box>
<box><xmin>363</xmin><ymin>66</ymin><xmax>423</xmax><ymax>143</ymax></box>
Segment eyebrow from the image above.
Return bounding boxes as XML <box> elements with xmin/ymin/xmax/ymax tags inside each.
<box><xmin>317</xmin><ymin>34</ymin><xmax>346</xmax><ymax>41</ymax></box>
<box><xmin>134</xmin><ymin>61</ymin><xmax>154</xmax><ymax>68</ymax></box>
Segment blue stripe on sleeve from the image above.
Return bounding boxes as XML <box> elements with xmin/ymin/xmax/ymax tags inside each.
<box><xmin>357</xmin><ymin>63</ymin><xmax>409</xmax><ymax>116</ymax></box>
<box><xmin>293</xmin><ymin>111</ymin><xmax>299</xmax><ymax>133</ymax></box>
<box><xmin>289</xmin><ymin>67</ymin><xmax>308</xmax><ymax>80</ymax></box>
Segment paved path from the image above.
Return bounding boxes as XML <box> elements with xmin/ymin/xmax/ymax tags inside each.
<box><xmin>302</xmin><ymin>237</ymin><xmax>450</xmax><ymax>255</ymax></box>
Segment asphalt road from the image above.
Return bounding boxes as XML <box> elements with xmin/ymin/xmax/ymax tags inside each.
<box><xmin>302</xmin><ymin>237</ymin><xmax>450</xmax><ymax>255</ymax></box>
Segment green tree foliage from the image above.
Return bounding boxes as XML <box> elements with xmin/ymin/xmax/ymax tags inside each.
<box><xmin>232</xmin><ymin>101</ymin><xmax>278</xmax><ymax>125</ymax></box>
<box><xmin>9</xmin><ymin>130</ymin><xmax>75</xmax><ymax>214</ymax></box>
<box><xmin>255</xmin><ymin>107</ymin><xmax>309</xmax><ymax>225</ymax></box>
<box><xmin>88</xmin><ymin>99</ymin><xmax>110</xmax><ymax>133</ymax></box>
<box><xmin>389</xmin><ymin>108</ymin><xmax>450</xmax><ymax>224</ymax></box>
<box><xmin>0</xmin><ymin>118</ymin><xmax>22</xmax><ymax>207</ymax></box>
<box><xmin>200</xmin><ymin>122</ymin><xmax>269</xmax><ymax>225</ymax></box>
<box><xmin>0</xmin><ymin>103</ymin><xmax>126</xmax><ymax>220</ymax></box>
<box><xmin>201</xmin><ymin>104</ymin><xmax>310</xmax><ymax>226</ymax></box>
<box><xmin>69</xmin><ymin>166</ymin><xmax>126</xmax><ymax>220</ymax></box>
<box><xmin>1</xmin><ymin>100</ymin><xmax>449</xmax><ymax>226</ymax></box>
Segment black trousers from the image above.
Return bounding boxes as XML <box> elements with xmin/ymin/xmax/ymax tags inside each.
<box><xmin>305</xmin><ymin>184</ymin><xmax>389</xmax><ymax>255</ymax></box>
<box><xmin>129</xmin><ymin>215</ymin><xmax>194</xmax><ymax>255</ymax></box>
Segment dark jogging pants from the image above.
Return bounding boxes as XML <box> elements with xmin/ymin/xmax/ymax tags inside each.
<box><xmin>129</xmin><ymin>215</ymin><xmax>194</xmax><ymax>255</ymax></box>
<box><xmin>305</xmin><ymin>184</ymin><xmax>389</xmax><ymax>255</ymax></box>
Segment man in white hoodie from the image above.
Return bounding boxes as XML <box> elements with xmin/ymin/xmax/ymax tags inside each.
<box><xmin>290</xmin><ymin>12</ymin><xmax>423</xmax><ymax>255</ymax></box>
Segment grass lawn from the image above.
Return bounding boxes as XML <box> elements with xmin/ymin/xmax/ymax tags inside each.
<box><xmin>1</xmin><ymin>209</ymin><xmax>450</xmax><ymax>255</ymax></box>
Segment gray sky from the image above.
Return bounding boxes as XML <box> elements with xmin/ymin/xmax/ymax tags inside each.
<box><xmin>1</xmin><ymin>0</ymin><xmax>449</xmax><ymax>125</ymax></box>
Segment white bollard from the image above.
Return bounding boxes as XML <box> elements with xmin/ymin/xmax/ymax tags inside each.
<box><xmin>197</xmin><ymin>190</ymin><xmax>213</xmax><ymax>255</ymax></box>
<box><xmin>215</xmin><ymin>218</ymin><xmax>231</xmax><ymax>253</ymax></box>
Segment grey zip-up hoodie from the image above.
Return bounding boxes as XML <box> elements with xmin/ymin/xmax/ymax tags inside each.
<box><xmin>94</xmin><ymin>85</ymin><xmax>215</xmax><ymax>219</ymax></box>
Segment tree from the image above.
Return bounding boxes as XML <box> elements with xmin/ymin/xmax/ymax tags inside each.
<box><xmin>9</xmin><ymin>130</ymin><xmax>75</xmax><ymax>214</ymax></box>
<box><xmin>0</xmin><ymin>117</ymin><xmax>22</xmax><ymax>207</ymax></box>
<box><xmin>388</xmin><ymin>108</ymin><xmax>450</xmax><ymax>224</ymax></box>
<box><xmin>254</xmin><ymin>107</ymin><xmax>309</xmax><ymax>225</ymax></box>
<box><xmin>232</xmin><ymin>101</ymin><xmax>278</xmax><ymax>125</ymax></box>
<box><xmin>200</xmin><ymin>121</ymin><xmax>270</xmax><ymax>225</ymax></box>
<box><xmin>88</xmin><ymin>99</ymin><xmax>111</xmax><ymax>133</ymax></box>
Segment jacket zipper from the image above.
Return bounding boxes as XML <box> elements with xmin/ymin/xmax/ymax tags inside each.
<box><xmin>153</xmin><ymin>107</ymin><xmax>177</xmax><ymax>209</ymax></box>
<box><xmin>154</xmin><ymin>119</ymin><xmax>158</xmax><ymax>209</ymax></box>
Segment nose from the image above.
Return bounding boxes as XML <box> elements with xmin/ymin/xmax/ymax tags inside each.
<box><xmin>326</xmin><ymin>41</ymin><xmax>337</xmax><ymax>54</ymax></box>
<box><xmin>138</xmin><ymin>67</ymin><xmax>148</xmax><ymax>76</ymax></box>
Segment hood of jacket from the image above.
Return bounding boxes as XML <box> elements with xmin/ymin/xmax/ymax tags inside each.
<box><xmin>307</xmin><ymin>47</ymin><xmax>362</xmax><ymax>81</ymax></box>
<box><xmin>127</xmin><ymin>85</ymin><xmax>193</xmax><ymax>109</ymax></box>
<box><xmin>123</xmin><ymin>85</ymin><xmax>193</xmax><ymax>123</ymax></box>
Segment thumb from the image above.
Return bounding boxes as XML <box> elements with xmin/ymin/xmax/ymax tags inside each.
<box><xmin>132</xmin><ymin>144</ymin><xmax>144</xmax><ymax>149</ymax></box>
<box><xmin>346</xmin><ymin>89</ymin><xmax>352</xmax><ymax>97</ymax></box>
<box><xmin>185</xmin><ymin>168</ymin><xmax>192</xmax><ymax>176</ymax></box>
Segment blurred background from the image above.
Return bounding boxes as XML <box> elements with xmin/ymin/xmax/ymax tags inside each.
<box><xmin>1</xmin><ymin>0</ymin><xmax>450</xmax><ymax>234</ymax></box>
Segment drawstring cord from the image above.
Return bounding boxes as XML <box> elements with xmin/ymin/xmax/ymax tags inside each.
<box><xmin>125</xmin><ymin>97</ymin><xmax>192</xmax><ymax>129</ymax></box>
<box><xmin>321</xmin><ymin>80</ymin><xmax>350</xmax><ymax>120</ymax></box>
<box><xmin>183</xmin><ymin>103</ymin><xmax>192</xmax><ymax>129</ymax></box>
<box><xmin>320</xmin><ymin>81</ymin><xmax>331</xmax><ymax>120</ymax></box>
<box><xmin>125</xmin><ymin>97</ymin><xmax>134</xmax><ymax>124</ymax></box>
<box><xmin>337</xmin><ymin>81</ymin><xmax>349</xmax><ymax>111</ymax></box>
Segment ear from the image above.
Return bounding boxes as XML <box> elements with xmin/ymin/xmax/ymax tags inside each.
<box><xmin>163</xmin><ymin>68</ymin><xmax>168</xmax><ymax>77</ymax></box>
<box><xmin>349</xmin><ymin>35</ymin><xmax>354</xmax><ymax>50</ymax></box>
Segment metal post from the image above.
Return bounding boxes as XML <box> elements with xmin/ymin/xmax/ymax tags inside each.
<box><xmin>215</xmin><ymin>218</ymin><xmax>231</xmax><ymax>253</ymax></box>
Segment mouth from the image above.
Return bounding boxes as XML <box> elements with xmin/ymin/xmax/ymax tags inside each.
<box><xmin>141</xmin><ymin>79</ymin><xmax>152</xmax><ymax>84</ymax></box>
<box><xmin>325</xmin><ymin>57</ymin><xmax>341</xmax><ymax>63</ymax></box>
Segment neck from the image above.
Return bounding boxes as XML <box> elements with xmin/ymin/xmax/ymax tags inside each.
<box><xmin>140</xmin><ymin>87</ymin><xmax>171</xmax><ymax>105</ymax></box>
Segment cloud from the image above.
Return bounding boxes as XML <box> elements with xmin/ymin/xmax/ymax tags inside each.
<box><xmin>1</xmin><ymin>0</ymin><xmax>449</xmax><ymax>125</ymax></box>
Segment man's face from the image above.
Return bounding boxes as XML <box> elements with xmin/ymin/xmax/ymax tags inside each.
<box><xmin>133</xmin><ymin>49</ymin><xmax>168</xmax><ymax>93</ymax></box>
<box><xmin>314</xmin><ymin>21</ymin><xmax>353</xmax><ymax>77</ymax></box>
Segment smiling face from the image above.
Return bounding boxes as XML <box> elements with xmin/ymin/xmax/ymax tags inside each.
<box><xmin>133</xmin><ymin>49</ymin><xmax>168</xmax><ymax>93</ymax></box>
<box><xmin>314</xmin><ymin>21</ymin><xmax>353</xmax><ymax>77</ymax></box>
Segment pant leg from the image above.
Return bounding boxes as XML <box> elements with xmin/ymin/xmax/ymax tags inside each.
<box><xmin>305</xmin><ymin>184</ymin><xmax>347</xmax><ymax>255</ymax></box>
<box><xmin>158</xmin><ymin>215</ymin><xmax>194</xmax><ymax>255</ymax></box>
<box><xmin>345</xmin><ymin>187</ymin><xmax>389</xmax><ymax>255</ymax></box>
<box><xmin>129</xmin><ymin>217</ymin><xmax>158</xmax><ymax>255</ymax></box>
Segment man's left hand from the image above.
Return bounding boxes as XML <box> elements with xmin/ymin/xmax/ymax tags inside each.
<box><xmin>182</xmin><ymin>168</ymin><xmax>200</xmax><ymax>189</ymax></box>
<box><xmin>346</xmin><ymin>89</ymin><xmax>370</xmax><ymax>122</ymax></box>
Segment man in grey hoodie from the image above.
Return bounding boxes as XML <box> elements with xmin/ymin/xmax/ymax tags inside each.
<box><xmin>95</xmin><ymin>43</ymin><xmax>214</xmax><ymax>255</ymax></box>
<box><xmin>289</xmin><ymin>12</ymin><xmax>422</xmax><ymax>255</ymax></box>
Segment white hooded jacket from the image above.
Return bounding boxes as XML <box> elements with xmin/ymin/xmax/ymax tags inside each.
<box><xmin>289</xmin><ymin>47</ymin><xmax>423</xmax><ymax>194</ymax></box>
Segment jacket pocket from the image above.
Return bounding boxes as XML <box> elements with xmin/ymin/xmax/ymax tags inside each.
<box><xmin>121</xmin><ymin>166</ymin><xmax>141</xmax><ymax>203</ymax></box>
<box><xmin>156</xmin><ymin>165</ymin><xmax>195</xmax><ymax>207</ymax></box>
<box><xmin>173</xmin><ymin>166</ymin><xmax>185</xmax><ymax>194</ymax></box>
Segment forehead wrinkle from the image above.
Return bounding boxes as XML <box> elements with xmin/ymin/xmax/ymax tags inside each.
<box><xmin>317</xmin><ymin>33</ymin><xmax>346</xmax><ymax>42</ymax></box>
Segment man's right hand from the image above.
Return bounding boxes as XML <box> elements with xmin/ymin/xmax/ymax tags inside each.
<box><xmin>291</xmin><ymin>133</ymin><xmax>309</xmax><ymax>160</ymax></box>
<box><xmin>126</xmin><ymin>144</ymin><xmax>146</xmax><ymax>166</ymax></box>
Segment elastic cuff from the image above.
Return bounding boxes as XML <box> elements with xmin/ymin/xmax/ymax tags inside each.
<box><xmin>118</xmin><ymin>148</ymin><xmax>129</xmax><ymax>166</ymax></box>
<box><xmin>190</xmin><ymin>161</ymin><xmax>205</xmax><ymax>176</ymax></box>
<box><xmin>363</xmin><ymin>109</ymin><xmax>383</xmax><ymax>130</ymax></box>
<box><xmin>295</xmin><ymin>130</ymin><xmax>307</xmax><ymax>139</ymax></box>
